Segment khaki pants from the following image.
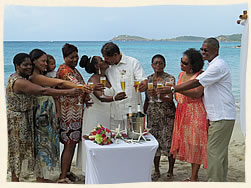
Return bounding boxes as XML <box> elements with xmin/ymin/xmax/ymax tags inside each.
<box><xmin>207</xmin><ymin>120</ymin><xmax>235</xmax><ymax>182</ymax></box>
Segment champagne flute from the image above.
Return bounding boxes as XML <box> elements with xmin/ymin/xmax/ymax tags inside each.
<box><xmin>164</xmin><ymin>78</ymin><xmax>175</xmax><ymax>98</ymax></box>
<box><xmin>100</xmin><ymin>76</ymin><xmax>106</xmax><ymax>98</ymax></box>
<box><xmin>134</xmin><ymin>80</ymin><xmax>139</xmax><ymax>92</ymax></box>
<box><xmin>121</xmin><ymin>77</ymin><xmax>126</xmax><ymax>92</ymax></box>
<box><xmin>156</xmin><ymin>81</ymin><xmax>163</xmax><ymax>102</ymax></box>
<box><xmin>165</xmin><ymin>77</ymin><xmax>174</xmax><ymax>86</ymax></box>
<box><xmin>76</xmin><ymin>83</ymin><xmax>83</xmax><ymax>106</ymax></box>
<box><xmin>148</xmin><ymin>82</ymin><xmax>154</xmax><ymax>103</ymax></box>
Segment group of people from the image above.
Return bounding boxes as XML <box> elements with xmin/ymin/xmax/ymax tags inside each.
<box><xmin>6</xmin><ymin>38</ymin><xmax>236</xmax><ymax>183</ymax></box>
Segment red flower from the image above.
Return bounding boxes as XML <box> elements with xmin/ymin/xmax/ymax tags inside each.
<box><xmin>106</xmin><ymin>128</ymin><xmax>111</xmax><ymax>133</ymax></box>
<box><xmin>101</xmin><ymin>126</ymin><xmax>105</xmax><ymax>130</ymax></box>
<box><xmin>102</xmin><ymin>133</ymin><xmax>106</xmax><ymax>138</ymax></box>
<box><xmin>96</xmin><ymin>129</ymin><xmax>101</xmax><ymax>134</ymax></box>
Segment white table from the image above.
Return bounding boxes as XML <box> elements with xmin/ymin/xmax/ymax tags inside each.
<box><xmin>84</xmin><ymin>134</ymin><xmax>159</xmax><ymax>184</ymax></box>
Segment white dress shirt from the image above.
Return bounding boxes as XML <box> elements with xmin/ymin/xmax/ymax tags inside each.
<box><xmin>196</xmin><ymin>56</ymin><xmax>236</xmax><ymax>121</ymax></box>
<box><xmin>105</xmin><ymin>53</ymin><xmax>147</xmax><ymax>120</ymax></box>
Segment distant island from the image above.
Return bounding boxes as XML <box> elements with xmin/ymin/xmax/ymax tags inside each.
<box><xmin>111</xmin><ymin>34</ymin><xmax>241</xmax><ymax>42</ymax></box>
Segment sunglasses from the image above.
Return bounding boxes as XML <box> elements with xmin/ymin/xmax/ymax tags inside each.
<box><xmin>180</xmin><ymin>58</ymin><xmax>189</xmax><ymax>66</ymax></box>
<box><xmin>200</xmin><ymin>48</ymin><xmax>208</xmax><ymax>52</ymax></box>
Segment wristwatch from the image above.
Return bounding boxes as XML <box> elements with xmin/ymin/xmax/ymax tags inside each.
<box><xmin>170</xmin><ymin>86</ymin><xmax>175</xmax><ymax>94</ymax></box>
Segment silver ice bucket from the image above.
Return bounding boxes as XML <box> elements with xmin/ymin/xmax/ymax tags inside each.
<box><xmin>126</xmin><ymin>113</ymin><xmax>146</xmax><ymax>139</ymax></box>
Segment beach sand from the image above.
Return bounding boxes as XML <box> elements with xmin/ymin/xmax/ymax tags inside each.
<box><xmin>6</xmin><ymin>111</ymin><xmax>245</xmax><ymax>183</ymax></box>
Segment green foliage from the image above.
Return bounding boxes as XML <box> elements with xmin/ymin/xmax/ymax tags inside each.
<box><xmin>111</xmin><ymin>34</ymin><xmax>241</xmax><ymax>42</ymax></box>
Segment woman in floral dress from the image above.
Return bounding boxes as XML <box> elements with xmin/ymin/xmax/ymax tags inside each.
<box><xmin>6</xmin><ymin>53</ymin><xmax>81</xmax><ymax>182</ymax></box>
<box><xmin>143</xmin><ymin>54</ymin><xmax>176</xmax><ymax>181</ymax></box>
<box><xmin>170</xmin><ymin>48</ymin><xmax>208</xmax><ymax>181</ymax></box>
<box><xmin>29</xmin><ymin>48</ymin><xmax>90</xmax><ymax>183</ymax></box>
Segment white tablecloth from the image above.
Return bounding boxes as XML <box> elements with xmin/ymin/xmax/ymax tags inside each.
<box><xmin>85</xmin><ymin>134</ymin><xmax>158</xmax><ymax>184</ymax></box>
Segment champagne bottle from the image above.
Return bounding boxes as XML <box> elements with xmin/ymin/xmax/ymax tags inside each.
<box><xmin>127</xmin><ymin>105</ymin><xmax>133</xmax><ymax>132</ymax></box>
<box><xmin>136</xmin><ymin>104</ymin><xmax>145</xmax><ymax>132</ymax></box>
<box><xmin>136</xmin><ymin>104</ymin><xmax>144</xmax><ymax>117</ymax></box>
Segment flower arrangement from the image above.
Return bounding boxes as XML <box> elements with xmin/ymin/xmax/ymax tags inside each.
<box><xmin>120</xmin><ymin>69</ymin><xmax>126</xmax><ymax>78</ymax></box>
<box><xmin>87</xmin><ymin>124</ymin><xmax>112</xmax><ymax>145</ymax></box>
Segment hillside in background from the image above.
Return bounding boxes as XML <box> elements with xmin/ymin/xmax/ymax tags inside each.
<box><xmin>111</xmin><ymin>34</ymin><xmax>241</xmax><ymax>42</ymax></box>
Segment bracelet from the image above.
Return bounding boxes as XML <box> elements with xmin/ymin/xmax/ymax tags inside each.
<box><xmin>113</xmin><ymin>95</ymin><xmax>116</xmax><ymax>101</ymax></box>
<box><xmin>170</xmin><ymin>86</ymin><xmax>175</xmax><ymax>94</ymax></box>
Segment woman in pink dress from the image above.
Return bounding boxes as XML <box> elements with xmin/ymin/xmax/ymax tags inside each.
<box><xmin>170</xmin><ymin>48</ymin><xmax>208</xmax><ymax>181</ymax></box>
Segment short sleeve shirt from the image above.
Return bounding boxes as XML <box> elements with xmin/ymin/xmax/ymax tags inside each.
<box><xmin>105</xmin><ymin>53</ymin><xmax>147</xmax><ymax>120</ymax></box>
<box><xmin>196</xmin><ymin>56</ymin><xmax>236</xmax><ymax>121</ymax></box>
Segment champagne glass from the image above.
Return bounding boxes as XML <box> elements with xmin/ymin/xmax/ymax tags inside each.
<box><xmin>134</xmin><ymin>80</ymin><xmax>139</xmax><ymax>92</ymax></box>
<box><xmin>165</xmin><ymin>77</ymin><xmax>174</xmax><ymax>87</ymax></box>
<box><xmin>148</xmin><ymin>82</ymin><xmax>154</xmax><ymax>103</ymax></box>
<box><xmin>164</xmin><ymin>78</ymin><xmax>175</xmax><ymax>98</ymax></box>
<box><xmin>100</xmin><ymin>76</ymin><xmax>106</xmax><ymax>98</ymax></box>
<box><xmin>121</xmin><ymin>77</ymin><xmax>126</xmax><ymax>92</ymax></box>
<box><xmin>76</xmin><ymin>83</ymin><xmax>83</xmax><ymax>106</ymax></box>
<box><xmin>156</xmin><ymin>81</ymin><xmax>163</xmax><ymax>102</ymax></box>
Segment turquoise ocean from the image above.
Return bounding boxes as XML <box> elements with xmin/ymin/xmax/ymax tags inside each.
<box><xmin>3</xmin><ymin>41</ymin><xmax>241</xmax><ymax>106</ymax></box>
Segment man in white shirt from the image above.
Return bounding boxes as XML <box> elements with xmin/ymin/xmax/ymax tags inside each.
<box><xmin>157</xmin><ymin>38</ymin><xmax>236</xmax><ymax>182</ymax></box>
<box><xmin>101</xmin><ymin>42</ymin><xmax>147</xmax><ymax>130</ymax></box>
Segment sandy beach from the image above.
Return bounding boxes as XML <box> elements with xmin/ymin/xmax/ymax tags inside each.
<box><xmin>6</xmin><ymin>110</ymin><xmax>245</xmax><ymax>183</ymax></box>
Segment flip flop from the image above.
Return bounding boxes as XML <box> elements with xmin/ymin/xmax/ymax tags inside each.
<box><xmin>167</xmin><ymin>172</ymin><xmax>173</xmax><ymax>178</ymax></box>
<box><xmin>57</xmin><ymin>177</ymin><xmax>72</xmax><ymax>184</ymax></box>
<box><xmin>184</xmin><ymin>177</ymin><xmax>191</xmax><ymax>182</ymax></box>
<box><xmin>152</xmin><ymin>171</ymin><xmax>161</xmax><ymax>181</ymax></box>
<box><xmin>66</xmin><ymin>172</ymin><xmax>80</xmax><ymax>182</ymax></box>
<box><xmin>184</xmin><ymin>177</ymin><xmax>199</xmax><ymax>182</ymax></box>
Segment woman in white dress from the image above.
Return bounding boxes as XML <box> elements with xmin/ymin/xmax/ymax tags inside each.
<box><xmin>76</xmin><ymin>55</ymin><xmax>127</xmax><ymax>175</ymax></box>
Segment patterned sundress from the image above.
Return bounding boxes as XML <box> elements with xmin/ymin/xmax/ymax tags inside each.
<box><xmin>145</xmin><ymin>72</ymin><xmax>176</xmax><ymax>156</ymax></box>
<box><xmin>6</xmin><ymin>74</ymin><xmax>35</xmax><ymax>178</ymax></box>
<box><xmin>57</xmin><ymin>64</ymin><xmax>85</xmax><ymax>144</ymax></box>
<box><xmin>33</xmin><ymin>94</ymin><xmax>60</xmax><ymax>179</ymax></box>
<box><xmin>170</xmin><ymin>71</ymin><xmax>208</xmax><ymax>168</ymax></box>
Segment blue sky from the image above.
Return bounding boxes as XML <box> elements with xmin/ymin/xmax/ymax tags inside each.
<box><xmin>4</xmin><ymin>3</ymin><xmax>248</xmax><ymax>41</ymax></box>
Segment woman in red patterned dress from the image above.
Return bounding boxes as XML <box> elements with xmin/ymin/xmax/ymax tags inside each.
<box><xmin>57</xmin><ymin>43</ymin><xmax>91</xmax><ymax>183</ymax></box>
<box><xmin>170</xmin><ymin>48</ymin><xmax>208</xmax><ymax>181</ymax></box>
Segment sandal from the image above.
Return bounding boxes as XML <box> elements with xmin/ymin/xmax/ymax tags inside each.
<box><xmin>184</xmin><ymin>177</ymin><xmax>199</xmax><ymax>182</ymax></box>
<box><xmin>167</xmin><ymin>172</ymin><xmax>173</xmax><ymax>178</ymax></box>
<box><xmin>57</xmin><ymin>177</ymin><xmax>72</xmax><ymax>184</ymax></box>
<box><xmin>152</xmin><ymin>171</ymin><xmax>161</xmax><ymax>181</ymax></box>
<box><xmin>184</xmin><ymin>177</ymin><xmax>191</xmax><ymax>181</ymax></box>
<box><xmin>66</xmin><ymin>172</ymin><xmax>80</xmax><ymax>182</ymax></box>
<box><xmin>36</xmin><ymin>177</ymin><xmax>55</xmax><ymax>183</ymax></box>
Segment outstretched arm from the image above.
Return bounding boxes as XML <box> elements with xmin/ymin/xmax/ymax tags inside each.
<box><xmin>157</xmin><ymin>79</ymin><xmax>201</xmax><ymax>95</ymax></box>
<box><xmin>14</xmin><ymin>78</ymin><xmax>82</xmax><ymax>96</ymax></box>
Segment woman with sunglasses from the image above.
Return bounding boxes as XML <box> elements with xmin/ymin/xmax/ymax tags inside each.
<box><xmin>170</xmin><ymin>48</ymin><xmax>208</xmax><ymax>182</ymax></box>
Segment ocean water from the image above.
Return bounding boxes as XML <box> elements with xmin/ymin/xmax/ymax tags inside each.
<box><xmin>3</xmin><ymin>41</ymin><xmax>241</xmax><ymax>104</ymax></box>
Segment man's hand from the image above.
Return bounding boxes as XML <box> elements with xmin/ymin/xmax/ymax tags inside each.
<box><xmin>138</xmin><ymin>80</ymin><xmax>148</xmax><ymax>92</ymax></box>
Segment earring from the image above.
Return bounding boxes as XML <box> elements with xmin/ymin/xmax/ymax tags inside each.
<box><xmin>190</xmin><ymin>69</ymin><xmax>193</xmax><ymax>73</ymax></box>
